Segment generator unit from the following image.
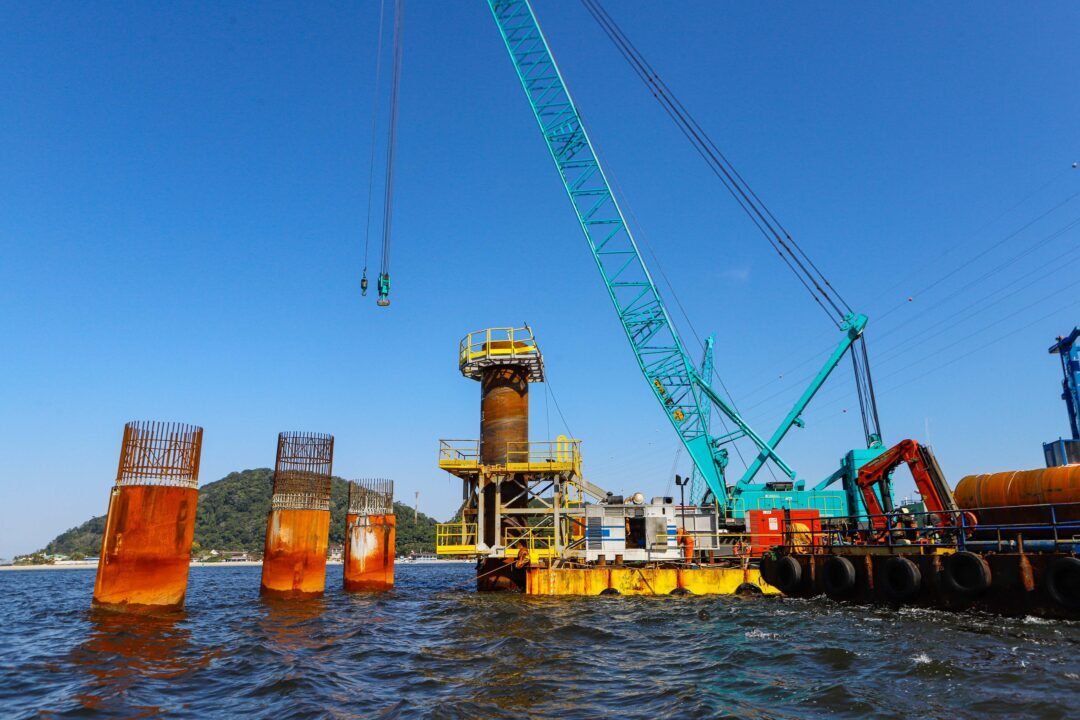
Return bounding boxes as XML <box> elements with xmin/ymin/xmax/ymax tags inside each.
<box><xmin>581</xmin><ymin>497</ymin><xmax>681</xmax><ymax>563</ymax></box>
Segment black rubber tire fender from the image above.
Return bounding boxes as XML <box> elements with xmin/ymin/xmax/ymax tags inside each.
<box><xmin>773</xmin><ymin>555</ymin><xmax>803</xmax><ymax>593</ymax></box>
<box><xmin>734</xmin><ymin>582</ymin><xmax>763</xmax><ymax>596</ymax></box>
<box><xmin>670</xmin><ymin>587</ymin><xmax>692</xmax><ymax>596</ymax></box>
<box><xmin>1044</xmin><ymin>556</ymin><xmax>1080</xmax><ymax>610</ymax></box>
<box><xmin>822</xmin><ymin>555</ymin><xmax>857</xmax><ymax>600</ymax></box>
<box><xmin>759</xmin><ymin>553</ymin><xmax>777</xmax><ymax>586</ymax></box>
<box><xmin>882</xmin><ymin>556</ymin><xmax>922</xmax><ymax>602</ymax></box>
<box><xmin>599</xmin><ymin>587</ymin><xmax>621</xmax><ymax>596</ymax></box>
<box><xmin>943</xmin><ymin>551</ymin><xmax>992</xmax><ymax>598</ymax></box>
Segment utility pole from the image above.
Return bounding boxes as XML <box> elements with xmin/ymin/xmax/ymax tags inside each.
<box><xmin>414</xmin><ymin>490</ymin><xmax>419</xmax><ymax>524</ymax></box>
<box><xmin>674</xmin><ymin>474</ymin><xmax>689</xmax><ymax>532</ymax></box>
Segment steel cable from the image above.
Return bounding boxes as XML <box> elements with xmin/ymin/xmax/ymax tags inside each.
<box><xmin>378</xmin><ymin>0</ymin><xmax>405</xmax><ymax>277</ymax></box>
<box><xmin>361</xmin><ymin>0</ymin><xmax>388</xmax><ymax>281</ymax></box>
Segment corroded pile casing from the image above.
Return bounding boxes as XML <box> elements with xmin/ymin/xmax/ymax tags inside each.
<box><xmin>480</xmin><ymin>360</ymin><xmax>529</xmax><ymax>466</ymax></box>
<box><xmin>480</xmin><ymin>361</ymin><xmax>529</xmax><ymax>549</ymax></box>
<box><xmin>955</xmin><ymin>466</ymin><xmax>1080</xmax><ymax>527</ymax></box>
<box><xmin>260</xmin><ymin>432</ymin><xmax>334</xmax><ymax>599</ymax></box>
<box><xmin>344</xmin><ymin>479</ymin><xmax>395</xmax><ymax>591</ymax></box>
<box><xmin>93</xmin><ymin>421</ymin><xmax>203</xmax><ymax>612</ymax></box>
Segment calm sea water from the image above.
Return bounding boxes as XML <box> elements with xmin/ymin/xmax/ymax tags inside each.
<box><xmin>0</xmin><ymin>564</ymin><xmax>1077</xmax><ymax>719</ymax></box>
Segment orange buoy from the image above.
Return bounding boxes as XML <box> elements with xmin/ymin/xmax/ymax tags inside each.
<box><xmin>93</xmin><ymin>421</ymin><xmax>203</xmax><ymax>613</ymax></box>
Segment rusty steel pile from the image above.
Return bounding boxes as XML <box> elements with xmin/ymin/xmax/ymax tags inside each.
<box><xmin>344</xmin><ymin>479</ymin><xmax>395</xmax><ymax>591</ymax></box>
<box><xmin>260</xmin><ymin>432</ymin><xmax>336</xmax><ymax>599</ymax></box>
<box><xmin>90</xmin><ymin>422</ymin><xmax>395</xmax><ymax>613</ymax></box>
<box><xmin>93</xmin><ymin>421</ymin><xmax>203</xmax><ymax>612</ymax></box>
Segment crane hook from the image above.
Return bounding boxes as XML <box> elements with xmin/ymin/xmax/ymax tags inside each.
<box><xmin>376</xmin><ymin>272</ymin><xmax>390</xmax><ymax>307</ymax></box>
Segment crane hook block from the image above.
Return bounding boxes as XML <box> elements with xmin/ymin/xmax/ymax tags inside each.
<box><xmin>376</xmin><ymin>273</ymin><xmax>390</xmax><ymax>308</ymax></box>
<box><xmin>360</xmin><ymin>273</ymin><xmax>369</xmax><ymax>297</ymax></box>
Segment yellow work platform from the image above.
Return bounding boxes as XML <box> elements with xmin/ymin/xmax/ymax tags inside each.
<box><xmin>437</xmin><ymin>438</ymin><xmax>582</xmax><ymax>477</ymax></box>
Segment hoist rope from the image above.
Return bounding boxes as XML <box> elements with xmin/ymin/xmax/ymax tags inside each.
<box><xmin>582</xmin><ymin>0</ymin><xmax>883</xmax><ymax>444</ymax></box>
<box><xmin>361</xmin><ymin>0</ymin><xmax>388</xmax><ymax>278</ymax></box>
<box><xmin>581</xmin><ymin>0</ymin><xmax>850</xmax><ymax>326</ymax></box>
<box><xmin>379</xmin><ymin>0</ymin><xmax>405</xmax><ymax>277</ymax></box>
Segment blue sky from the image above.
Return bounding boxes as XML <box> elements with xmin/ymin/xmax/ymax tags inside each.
<box><xmin>1</xmin><ymin>1</ymin><xmax>1077</xmax><ymax>559</ymax></box>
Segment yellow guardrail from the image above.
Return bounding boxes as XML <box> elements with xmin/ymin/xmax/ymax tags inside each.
<box><xmin>503</xmin><ymin>524</ymin><xmax>558</xmax><ymax>561</ymax></box>
<box><xmin>459</xmin><ymin>326</ymin><xmax>539</xmax><ymax>370</ymax></box>
<box><xmin>438</xmin><ymin>440</ymin><xmax>480</xmax><ymax>468</ymax></box>
<box><xmin>436</xmin><ymin>522</ymin><xmax>478</xmax><ymax>556</ymax></box>
<box><xmin>438</xmin><ymin>437</ymin><xmax>582</xmax><ymax>474</ymax></box>
<box><xmin>505</xmin><ymin>437</ymin><xmax>580</xmax><ymax>471</ymax></box>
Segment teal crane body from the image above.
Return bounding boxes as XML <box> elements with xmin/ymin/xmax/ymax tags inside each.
<box><xmin>487</xmin><ymin>0</ymin><xmax>878</xmax><ymax>518</ymax></box>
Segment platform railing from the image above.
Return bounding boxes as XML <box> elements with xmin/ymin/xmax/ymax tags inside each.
<box><xmin>790</xmin><ymin>501</ymin><xmax>1080</xmax><ymax>553</ymax></box>
<box><xmin>438</xmin><ymin>439</ymin><xmax>582</xmax><ymax>470</ymax></box>
<box><xmin>503</xmin><ymin>524</ymin><xmax>558</xmax><ymax>559</ymax></box>
<box><xmin>438</xmin><ymin>440</ymin><xmax>480</xmax><ymax>466</ymax></box>
<box><xmin>436</xmin><ymin>522</ymin><xmax>478</xmax><ymax>556</ymax></box>
<box><xmin>504</xmin><ymin>439</ymin><xmax>581</xmax><ymax>468</ymax></box>
<box><xmin>460</xmin><ymin>326</ymin><xmax>538</xmax><ymax>362</ymax></box>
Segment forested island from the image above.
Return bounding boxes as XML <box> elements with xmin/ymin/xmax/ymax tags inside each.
<box><xmin>30</xmin><ymin>469</ymin><xmax>440</xmax><ymax>562</ymax></box>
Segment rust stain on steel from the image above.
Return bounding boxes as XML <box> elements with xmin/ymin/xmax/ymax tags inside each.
<box><xmin>476</xmin><ymin>557</ymin><xmax>525</xmax><ymax>592</ymax></box>
<box><xmin>344</xmin><ymin>514</ymin><xmax>396</xmax><ymax>592</ymax></box>
<box><xmin>344</xmin><ymin>479</ymin><xmax>395</xmax><ymax>592</ymax></box>
<box><xmin>93</xmin><ymin>421</ymin><xmax>203</xmax><ymax>613</ymax></box>
<box><xmin>260</xmin><ymin>432</ymin><xmax>334</xmax><ymax>599</ymax></box>
<box><xmin>480</xmin><ymin>363</ymin><xmax>530</xmax><ymax>549</ymax></box>
<box><xmin>480</xmin><ymin>363</ymin><xmax>529</xmax><ymax>465</ymax></box>
<box><xmin>261</xmin><ymin>508</ymin><xmax>331</xmax><ymax>598</ymax></box>
<box><xmin>955</xmin><ymin>466</ymin><xmax>1080</xmax><ymax>527</ymax></box>
<box><xmin>1018</xmin><ymin>553</ymin><xmax>1036</xmax><ymax>592</ymax></box>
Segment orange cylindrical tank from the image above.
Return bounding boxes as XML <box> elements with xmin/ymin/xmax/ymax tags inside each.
<box><xmin>93</xmin><ymin>484</ymin><xmax>198</xmax><ymax>612</ymax></box>
<box><xmin>343</xmin><ymin>513</ymin><xmax>396</xmax><ymax>591</ymax></box>
<box><xmin>260</xmin><ymin>508</ymin><xmax>331</xmax><ymax>598</ymax></box>
<box><xmin>954</xmin><ymin>466</ymin><xmax>1080</xmax><ymax>527</ymax></box>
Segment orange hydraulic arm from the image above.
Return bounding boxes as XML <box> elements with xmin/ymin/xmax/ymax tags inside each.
<box><xmin>855</xmin><ymin>439</ymin><xmax>958</xmax><ymax>530</ymax></box>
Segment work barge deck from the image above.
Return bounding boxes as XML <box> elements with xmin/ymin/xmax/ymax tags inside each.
<box><xmin>436</xmin><ymin>326</ymin><xmax>779</xmax><ymax>596</ymax></box>
<box><xmin>761</xmin><ymin>500</ymin><xmax>1080</xmax><ymax>619</ymax></box>
<box><xmin>436</xmin><ymin>326</ymin><xmax>1080</xmax><ymax>615</ymax></box>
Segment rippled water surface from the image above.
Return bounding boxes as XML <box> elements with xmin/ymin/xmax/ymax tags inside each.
<box><xmin>1</xmin><ymin>564</ymin><xmax>1077</xmax><ymax>719</ymax></box>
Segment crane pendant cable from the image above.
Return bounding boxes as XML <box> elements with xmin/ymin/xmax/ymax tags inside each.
<box><xmin>582</xmin><ymin>0</ymin><xmax>882</xmax><ymax>444</ymax></box>
<box><xmin>362</xmin><ymin>0</ymin><xmax>404</xmax><ymax>308</ymax></box>
<box><xmin>360</xmin><ymin>0</ymin><xmax>387</xmax><ymax>297</ymax></box>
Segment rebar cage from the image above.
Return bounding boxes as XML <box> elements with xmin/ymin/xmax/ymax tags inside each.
<box><xmin>271</xmin><ymin>432</ymin><xmax>335</xmax><ymax>511</ymax></box>
<box><xmin>115</xmin><ymin>421</ymin><xmax>203</xmax><ymax>488</ymax></box>
<box><xmin>348</xmin><ymin>478</ymin><xmax>394</xmax><ymax>515</ymax></box>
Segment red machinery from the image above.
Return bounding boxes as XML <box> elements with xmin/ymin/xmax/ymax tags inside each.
<box><xmin>855</xmin><ymin>439</ymin><xmax>960</xmax><ymax>530</ymax></box>
<box><xmin>746</xmin><ymin>509</ymin><xmax>822</xmax><ymax>556</ymax></box>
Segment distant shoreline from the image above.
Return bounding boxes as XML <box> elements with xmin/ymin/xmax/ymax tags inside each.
<box><xmin>0</xmin><ymin>558</ymin><xmax>472</xmax><ymax>571</ymax></box>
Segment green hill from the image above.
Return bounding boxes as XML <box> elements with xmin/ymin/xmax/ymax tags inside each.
<box><xmin>44</xmin><ymin>469</ymin><xmax>441</xmax><ymax>557</ymax></box>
